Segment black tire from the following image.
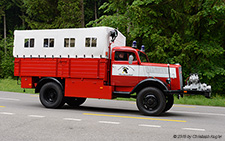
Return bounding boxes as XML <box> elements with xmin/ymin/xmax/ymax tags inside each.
<box><xmin>163</xmin><ymin>95</ymin><xmax>174</xmax><ymax>112</ymax></box>
<box><xmin>136</xmin><ymin>87</ymin><xmax>166</xmax><ymax>116</ymax></box>
<box><xmin>39</xmin><ymin>82</ymin><xmax>65</xmax><ymax>108</ymax></box>
<box><xmin>65</xmin><ymin>97</ymin><xmax>86</xmax><ymax>107</ymax></box>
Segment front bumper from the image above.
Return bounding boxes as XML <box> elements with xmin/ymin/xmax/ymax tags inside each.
<box><xmin>164</xmin><ymin>89</ymin><xmax>211</xmax><ymax>98</ymax></box>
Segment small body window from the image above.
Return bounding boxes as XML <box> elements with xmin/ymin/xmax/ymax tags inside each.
<box><xmin>44</xmin><ymin>39</ymin><xmax>48</xmax><ymax>47</ymax></box>
<box><xmin>49</xmin><ymin>38</ymin><xmax>54</xmax><ymax>47</ymax></box>
<box><xmin>24</xmin><ymin>39</ymin><xmax>29</xmax><ymax>48</ymax></box>
<box><xmin>24</xmin><ymin>38</ymin><xmax>35</xmax><ymax>48</ymax></box>
<box><xmin>85</xmin><ymin>37</ymin><xmax>97</xmax><ymax>47</ymax></box>
<box><xmin>30</xmin><ymin>39</ymin><xmax>34</xmax><ymax>47</ymax></box>
<box><xmin>85</xmin><ymin>38</ymin><xmax>91</xmax><ymax>47</ymax></box>
<box><xmin>91</xmin><ymin>38</ymin><xmax>97</xmax><ymax>47</ymax></box>
<box><xmin>64</xmin><ymin>38</ymin><xmax>69</xmax><ymax>47</ymax></box>
<box><xmin>44</xmin><ymin>38</ymin><xmax>54</xmax><ymax>48</ymax></box>
<box><xmin>70</xmin><ymin>38</ymin><xmax>75</xmax><ymax>47</ymax></box>
<box><xmin>64</xmin><ymin>38</ymin><xmax>75</xmax><ymax>48</ymax></box>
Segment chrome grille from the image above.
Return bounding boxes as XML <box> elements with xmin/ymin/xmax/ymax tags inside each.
<box><xmin>179</xmin><ymin>67</ymin><xmax>183</xmax><ymax>90</ymax></box>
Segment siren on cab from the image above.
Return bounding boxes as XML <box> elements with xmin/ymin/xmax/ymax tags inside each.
<box><xmin>141</xmin><ymin>45</ymin><xmax>145</xmax><ymax>52</ymax></box>
<box><xmin>132</xmin><ymin>41</ymin><xmax>137</xmax><ymax>48</ymax></box>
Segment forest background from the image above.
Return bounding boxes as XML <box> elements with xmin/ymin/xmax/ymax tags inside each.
<box><xmin>0</xmin><ymin>0</ymin><xmax>224</xmax><ymax>96</ymax></box>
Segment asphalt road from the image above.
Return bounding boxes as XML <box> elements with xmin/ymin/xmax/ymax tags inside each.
<box><xmin>0</xmin><ymin>91</ymin><xmax>224</xmax><ymax>141</ymax></box>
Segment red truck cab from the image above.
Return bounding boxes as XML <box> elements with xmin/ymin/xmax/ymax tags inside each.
<box><xmin>110</xmin><ymin>46</ymin><xmax>183</xmax><ymax>115</ymax></box>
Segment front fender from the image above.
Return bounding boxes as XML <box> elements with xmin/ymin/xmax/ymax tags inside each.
<box><xmin>130</xmin><ymin>78</ymin><xmax>168</xmax><ymax>94</ymax></box>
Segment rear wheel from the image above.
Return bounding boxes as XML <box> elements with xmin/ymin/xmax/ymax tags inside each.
<box><xmin>65</xmin><ymin>97</ymin><xmax>86</xmax><ymax>107</ymax></box>
<box><xmin>163</xmin><ymin>95</ymin><xmax>174</xmax><ymax>112</ymax></box>
<box><xmin>39</xmin><ymin>82</ymin><xmax>65</xmax><ymax>108</ymax></box>
<box><xmin>136</xmin><ymin>87</ymin><xmax>166</xmax><ymax>116</ymax></box>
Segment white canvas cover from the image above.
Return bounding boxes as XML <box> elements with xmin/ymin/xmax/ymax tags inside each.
<box><xmin>13</xmin><ymin>27</ymin><xmax>126</xmax><ymax>58</ymax></box>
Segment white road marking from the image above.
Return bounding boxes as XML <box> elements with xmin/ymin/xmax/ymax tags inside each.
<box><xmin>0</xmin><ymin>97</ymin><xmax>20</xmax><ymax>101</ymax></box>
<box><xmin>182</xmin><ymin>128</ymin><xmax>205</xmax><ymax>131</ymax></box>
<box><xmin>99</xmin><ymin>121</ymin><xmax>120</xmax><ymax>125</ymax></box>
<box><xmin>28</xmin><ymin>115</ymin><xmax>45</xmax><ymax>118</ymax></box>
<box><xmin>63</xmin><ymin>118</ymin><xmax>82</xmax><ymax>121</ymax></box>
<box><xmin>0</xmin><ymin>112</ymin><xmax>15</xmax><ymax>115</ymax></box>
<box><xmin>138</xmin><ymin>124</ymin><xmax>161</xmax><ymax>128</ymax></box>
<box><xmin>172</xmin><ymin>111</ymin><xmax>225</xmax><ymax>116</ymax></box>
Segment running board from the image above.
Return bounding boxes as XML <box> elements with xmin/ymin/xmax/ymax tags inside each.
<box><xmin>113</xmin><ymin>91</ymin><xmax>131</xmax><ymax>98</ymax></box>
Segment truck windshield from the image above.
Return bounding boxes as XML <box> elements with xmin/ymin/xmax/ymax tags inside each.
<box><xmin>138</xmin><ymin>51</ymin><xmax>149</xmax><ymax>62</ymax></box>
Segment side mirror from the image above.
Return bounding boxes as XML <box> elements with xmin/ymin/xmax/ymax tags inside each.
<box><xmin>129</xmin><ymin>55</ymin><xmax>134</xmax><ymax>64</ymax></box>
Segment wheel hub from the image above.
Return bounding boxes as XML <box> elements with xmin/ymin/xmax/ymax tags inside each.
<box><xmin>45</xmin><ymin>89</ymin><xmax>57</xmax><ymax>103</ymax></box>
<box><xmin>144</xmin><ymin>95</ymin><xmax>158</xmax><ymax>109</ymax></box>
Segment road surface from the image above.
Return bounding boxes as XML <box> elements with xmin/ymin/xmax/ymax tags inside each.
<box><xmin>0</xmin><ymin>91</ymin><xmax>224</xmax><ymax>141</ymax></box>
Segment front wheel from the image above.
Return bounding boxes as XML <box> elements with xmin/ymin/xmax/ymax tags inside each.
<box><xmin>136</xmin><ymin>87</ymin><xmax>166</xmax><ymax>116</ymax></box>
<box><xmin>39</xmin><ymin>82</ymin><xmax>65</xmax><ymax>108</ymax></box>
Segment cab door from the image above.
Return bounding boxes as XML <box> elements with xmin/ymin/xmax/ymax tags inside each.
<box><xmin>111</xmin><ymin>50</ymin><xmax>140</xmax><ymax>90</ymax></box>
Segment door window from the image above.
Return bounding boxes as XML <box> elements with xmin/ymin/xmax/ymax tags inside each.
<box><xmin>114</xmin><ymin>51</ymin><xmax>137</xmax><ymax>61</ymax></box>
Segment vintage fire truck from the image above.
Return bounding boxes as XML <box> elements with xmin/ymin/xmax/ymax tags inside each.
<box><xmin>13</xmin><ymin>27</ymin><xmax>211</xmax><ymax>115</ymax></box>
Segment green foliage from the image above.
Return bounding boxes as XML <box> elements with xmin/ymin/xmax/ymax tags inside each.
<box><xmin>0</xmin><ymin>0</ymin><xmax>13</xmax><ymax>14</ymax></box>
<box><xmin>0</xmin><ymin>37</ymin><xmax>14</xmax><ymax>78</ymax></box>
<box><xmin>55</xmin><ymin>0</ymin><xmax>81</xmax><ymax>28</ymax></box>
<box><xmin>88</xmin><ymin>0</ymin><xmax>225</xmax><ymax>95</ymax></box>
<box><xmin>23</xmin><ymin>0</ymin><xmax>82</xmax><ymax>29</ymax></box>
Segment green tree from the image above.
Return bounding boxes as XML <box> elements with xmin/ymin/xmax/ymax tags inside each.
<box><xmin>0</xmin><ymin>0</ymin><xmax>13</xmax><ymax>54</ymax></box>
<box><xmin>55</xmin><ymin>0</ymin><xmax>81</xmax><ymax>28</ymax></box>
<box><xmin>0</xmin><ymin>36</ymin><xmax>14</xmax><ymax>78</ymax></box>
<box><xmin>84</xmin><ymin>0</ymin><xmax>108</xmax><ymax>25</ymax></box>
<box><xmin>0</xmin><ymin>0</ymin><xmax>24</xmax><ymax>78</ymax></box>
<box><xmin>24</xmin><ymin>0</ymin><xmax>82</xmax><ymax>29</ymax></box>
<box><xmin>89</xmin><ymin>0</ymin><xmax>225</xmax><ymax>94</ymax></box>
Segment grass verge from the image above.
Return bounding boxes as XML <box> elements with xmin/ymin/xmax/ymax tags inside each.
<box><xmin>174</xmin><ymin>95</ymin><xmax>225</xmax><ymax>107</ymax></box>
<box><xmin>0</xmin><ymin>79</ymin><xmax>224</xmax><ymax>107</ymax></box>
<box><xmin>0</xmin><ymin>79</ymin><xmax>35</xmax><ymax>94</ymax></box>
